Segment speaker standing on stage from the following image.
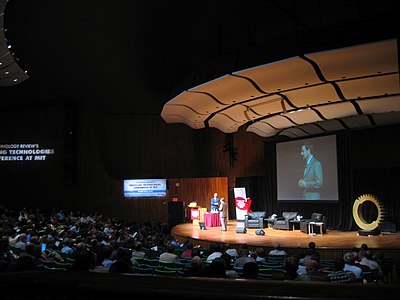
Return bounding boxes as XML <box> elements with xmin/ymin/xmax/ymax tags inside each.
<box><xmin>219</xmin><ymin>197</ymin><xmax>228</xmax><ymax>231</ymax></box>
<box><xmin>211</xmin><ymin>192</ymin><xmax>220</xmax><ymax>212</ymax></box>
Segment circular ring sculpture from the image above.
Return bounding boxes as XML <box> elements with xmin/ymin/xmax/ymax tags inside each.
<box><xmin>352</xmin><ymin>194</ymin><xmax>385</xmax><ymax>234</ymax></box>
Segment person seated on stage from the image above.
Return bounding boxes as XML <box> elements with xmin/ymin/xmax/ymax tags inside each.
<box><xmin>210</xmin><ymin>192</ymin><xmax>220</xmax><ymax>213</ymax></box>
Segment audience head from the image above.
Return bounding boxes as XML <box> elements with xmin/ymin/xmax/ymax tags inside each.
<box><xmin>273</xmin><ymin>241</ymin><xmax>281</xmax><ymax>249</ymax></box>
<box><xmin>333</xmin><ymin>257</ymin><xmax>345</xmax><ymax>271</ymax></box>
<box><xmin>243</xmin><ymin>261</ymin><xmax>259</xmax><ymax>279</ymax></box>
<box><xmin>306</xmin><ymin>259</ymin><xmax>319</xmax><ymax>272</ymax></box>
<box><xmin>207</xmin><ymin>257</ymin><xmax>226</xmax><ymax>278</ymax></box>
<box><xmin>284</xmin><ymin>255</ymin><xmax>299</xmax><ymax>272</ymax></box>
<box><xmin>308</xmin><ymin>242</ymin><xmax>316</xmax><ymax>250</ymax></box>
<box><xmin>191</xmin><ymin>247</ymin><xmax>202</xmax><ymax>258</ymax></box>
<box><xmin>191</xmin><ymin>256</ymin><xmax>204</xmax><ymax>268</ymax></box>
<box><xmin>344</xmin><ymin>251</ymin><xmax>357</xmax><ymax>264</ymax></box>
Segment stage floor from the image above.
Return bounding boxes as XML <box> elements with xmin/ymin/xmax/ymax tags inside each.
<box><xmin>171</xmin><ymin>220</ymin><xmax>400</xmax><ymax>250</ymax></box>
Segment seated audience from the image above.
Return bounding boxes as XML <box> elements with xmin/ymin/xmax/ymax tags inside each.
<box><xmin>234</xmin><ymin>248</ymin><xmax>256</xmax><ymax>268</ymax></box>
<box><xmin>295</xmin><ymin>259</ymin><xmax>329</xmax><ymax>282</ymax></box>
<box><xmin>159</xmin><ymin>244</ymin><xmax>180</xmax><ymax>263</ymax></box>
<box><xmin>243</xmin><ymin>261</ymin><xmax>259</xmax><ymax>279</ymax></box>
<box><xmin>343</xmin><ymin>252</ymin><xmax>363</xmax><ymax>278</ymax></box>
<box><xmin>268</xmin><ymin>242</ymin><xmax>287</xmax><ymax>257</ymax></box>
<box><xmin>327</xmin><ymin>257</ymin><xmax>357</xmax><ymax>283</ymax></box>
<box><xmin>271</xmin><ymin>255</ymin><xmax>300</xmax><ymax>280</ymax></box>
<box><xmin>183</xmin><ymin>255</ymin><xmax>206</xmax><ymax>277</ymax></box>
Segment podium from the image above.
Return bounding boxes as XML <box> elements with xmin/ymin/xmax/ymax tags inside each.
<box><xmin>190</xmin><ymin>206</ymin><xmax>207</xmax><ymax>226</ymax></box>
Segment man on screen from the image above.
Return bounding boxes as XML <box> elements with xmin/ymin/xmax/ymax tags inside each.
<box><xmin>298</xmin><ymin>141</ymin><xmax>323</xmax><ymax>200</ymax></box>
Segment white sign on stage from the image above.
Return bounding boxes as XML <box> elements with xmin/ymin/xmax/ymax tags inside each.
<box><xmin>234</xmin><ymin>187</ymin><xmax>248</xmax><ymax>221</ymax></box>
<box><xmin>234</xmin><ymin>187</ymin><xmax>253</xmax><ymax>232</ymax></box>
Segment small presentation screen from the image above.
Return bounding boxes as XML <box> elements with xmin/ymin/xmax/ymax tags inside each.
<box><xmin>276</xmin><ymin>134</ymin><xmax>339</xmax><ymax>202</ymax></box>
<box><xmin>124</xmin><ymin>178</ymin><xmax>167</xmax><ymax>198</ymax></box>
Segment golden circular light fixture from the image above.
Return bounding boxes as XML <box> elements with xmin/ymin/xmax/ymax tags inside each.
<box><xmin>352</xmin><ymin>194</ymin><xmax>385</xmax><ymax>231</ymax></box>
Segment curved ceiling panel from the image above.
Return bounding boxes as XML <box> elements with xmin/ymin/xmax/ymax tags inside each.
<box><xmin>161</xmin><ymin>38</ymin><xmax>400</xmax><ymax>138</ymax></box>
<box><xmin>0</xmin><ymin>0</ymin><xmax>29</xmax><ymax>86</ymax></box>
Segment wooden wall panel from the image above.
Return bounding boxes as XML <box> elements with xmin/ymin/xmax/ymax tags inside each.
<box><xmin>168</xmin><ymin>177</ymin><xmax>228</xmax><ymax>215</ymax></box>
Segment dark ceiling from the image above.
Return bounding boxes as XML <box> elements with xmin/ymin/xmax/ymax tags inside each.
<box><xmin>1</xmin><ymin>0</ymin><xmax>399</xmax><ymax>119</ymax></box>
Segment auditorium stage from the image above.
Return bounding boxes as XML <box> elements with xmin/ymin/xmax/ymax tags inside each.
<box><xmin>171</xmin><ymin>220</ymin><xmax>400</xmax><ymax>251</ymax></box>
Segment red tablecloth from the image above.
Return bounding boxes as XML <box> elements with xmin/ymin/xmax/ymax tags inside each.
<box><xmin>204</xmin><ymin>212</ymin><xmax>221</xmax><ymax>227</ymax></box>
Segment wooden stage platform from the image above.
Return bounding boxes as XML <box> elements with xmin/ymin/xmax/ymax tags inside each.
<box><xmin>171</xmin><ymin>220</ymin><xmax>400</xmax><ymax>252</ymax></box>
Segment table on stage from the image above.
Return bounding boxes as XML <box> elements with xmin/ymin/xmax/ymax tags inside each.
<box><xmin>204</xmin><ymin>212</ymin><xmax>221</xmax><ymax>227</ymax></box>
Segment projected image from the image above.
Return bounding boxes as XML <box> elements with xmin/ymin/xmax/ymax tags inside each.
<box><xmin>276</xmin><ymin>135</ymin><xmax>339</xmax><ymax>202</ymax></box>
<box><xmin>124</xmin><ymin>178</ymin><xmax>167</xmax><ymax>198</ymax></box>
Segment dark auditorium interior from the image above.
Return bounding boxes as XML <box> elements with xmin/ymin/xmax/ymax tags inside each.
<box><xmin>1</xmin><ymin>1</ymin><xmax>400</xmax><ymax>299</ymax></box>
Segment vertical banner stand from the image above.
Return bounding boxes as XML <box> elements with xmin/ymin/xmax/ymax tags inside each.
<box><xmin>234</xmin><ymin>187</ymin><xmax>250</xmax><ymax>233</ymax></box>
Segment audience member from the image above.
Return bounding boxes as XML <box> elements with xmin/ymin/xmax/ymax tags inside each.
<box><xmin>183</xmin><ymin>255</ymin><xmax>207</xmax><ymax>277</ymax></box>
<box><xmin>108</xmin><ymin>247</ymin><xmax>134</xmax><ymax>274</ymax></box>
<box><xmin>254</xmin><ymin>247</ymin><xmax>267</xmax><ymax>264</ymax></box>
<box><xmin>206</xmin><ymin>257</ymin><xmax>226</xmax><ymax>278</ymax></box>
<box><xmin>295</xmin><ymin>259</ymin><xmax>329</xmax><ymax>282</ymax></box>
<box><xmin>181</xmin><ymin>243</ymin><xmax>194</xmax><ymax>259</ymax></box>
<box><xmin>327</xmin><ymin>257</ymin><xmax>357</xmax><ymax>283</ymax></box>
<box><xmin>271</xmin><ymin>255</ymin><xmax>300</xmax><ymax>280</ymax></box>
<box><xmin>243</xmin><ymin>261</ymin><xmax>259</xmax><ymax>279</ymax></box>
<box><xmin>224</xmin><ymin>244</ymin><xmax>239</xmax><ymax>260</ymax></box>
<box><xmin>206</xmin><ymin>243</ymin><xmax>223</xmax><ymax>263</ymax></box>
<box><xmin>221</xmin><ymin>252</ymin><xmax>240</xmax><ymax>278</ymax></box>
<box><xmin>343</xmin><ymin>251</ymin><xmax>363</xmax><ymax>278</ymax></box>
<box><xmin>159</xmin><ymin>244</ymin><xmax>180</xmax><ymax>263</ymax></box>
<box><xmin>234</xmin><ymin>248</ymin><xmax>256</xmax><ymax>268</ymax></box>
<box><xmin>268</xmin><ymin>242</ymin><xmax>287</xmax><ymax>257</ymax></box>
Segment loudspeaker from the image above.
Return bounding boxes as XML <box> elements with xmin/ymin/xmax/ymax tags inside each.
<box><xmin>199</xmin><ymin>222</ymin><xmax>207</xmax><ymax>230</ymax></box>
<box><xmin>255</xmin><ymin>229</ymin><xmax>265</xmax><ymax>236</ymax></box>
<box><xmin>236</xmin><ymin>227</ymin><xmax>247</xmax><ymax>233</ymax></box>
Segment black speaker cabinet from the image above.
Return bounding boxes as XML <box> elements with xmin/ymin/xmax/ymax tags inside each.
<box><xmin>168</xmin><ymin>201</ymin><xmax>184</xmax><ymax>230</ymax></box>
<box><xmin>255</xmin><ymin>229</ymin><xmax>265</xmax><ymax>235</ymax></box>
<box><xmin>199</xmin><ymin>221</ymin><xmax>207</xmax><ymax>230</ymax></box>
<box><xmin>236</xmin><ymin>227</ymin><xmax>247</xmax><ymax>233</ymax></box>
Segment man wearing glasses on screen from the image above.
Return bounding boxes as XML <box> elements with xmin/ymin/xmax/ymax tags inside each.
<box><xmin>298</xmin><ymin>141</ymin><xmax>323</xmax><ymax>200</ymax></box>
